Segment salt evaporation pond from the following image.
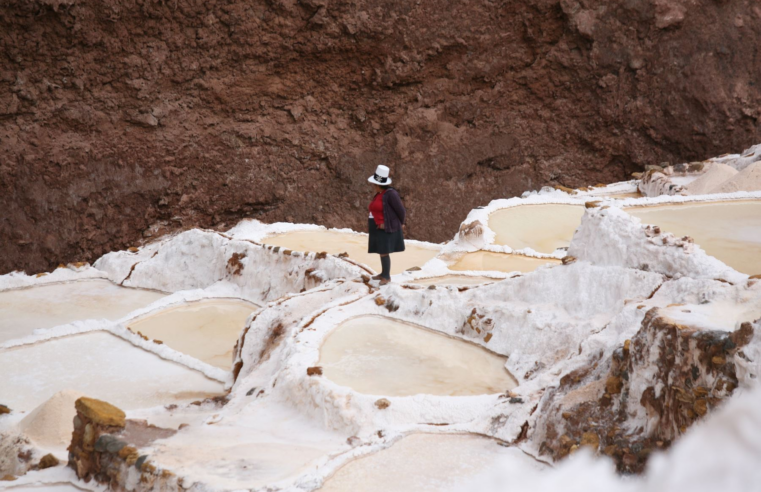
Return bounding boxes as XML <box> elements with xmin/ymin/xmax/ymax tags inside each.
<box><xmin>626</xmin><ymin>200</ymin><xmax>761</xmax><ymax>274</ymax></box>
<box><xmin>261</xmin><ymin>230</ymin><xmax>440</xmax><ymax>275</ymax></box>
<box><xmin>450</xmin><ymin>251</ymin><xmax>560</xmax><ymax>273</ymax></box>
<box><xmin>127</xmin><ymin>299</ymin><xmax>258</xmax><ymax>370</ymax></box>
<box><xmin>0</xmin><ymin>279</ymin><xmax>165</xmax><ymax>344</ymax></box>
<box><xmin>319</xmin><ymin>316</ymin><xmax>516</xmax><ymax>396</ymax></box>
<box><xmin>0</xmin><ymin>332</ymin><xmax>224</xmax><ymax>412</ymax></box>
<box><xmin>488</xmin><ymin>204</ymin><xmax>585</xmax><ymax>253</ymax></box>
<box><xmin>144</xmin><ymin>399</ymin><xmax>347</xmax><ymax>490</ymax></box>
<box><xmin>319</xmin><ymin>433</ymin><xmax>544</xmax><ymax>492</ymax></box>
<box><xmin>410</xmin><ymin>275</ymin><xmax>498</xmax><ymax>286</ymax></box>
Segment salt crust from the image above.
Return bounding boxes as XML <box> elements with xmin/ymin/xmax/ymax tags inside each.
<box><xmin>685</xmin><ymin>163</ymin><xmax>738</xmax><ymax>195</ymax></box>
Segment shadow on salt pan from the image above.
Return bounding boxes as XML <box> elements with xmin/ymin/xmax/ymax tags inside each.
<box><xmin>127</xmin><ymin>299</ymin><xmax>259</xmax><ymax>370</ymax></box>
<box><xmin>410</xmin><ymin>275</ymin><xmax>499</xmax><ymax>286</ymax></box>
<box><xmin>626</xmin><ymin>200</ymin><xmax>761</xmax><ymax>274</ymax></box>
<box><xmin>450</xmin><ymin>252</ymin><xmax>560</xmax><ymax>274</ymax></box>
<box><xmin>261</xmin><ymin>230</ymin><xmax>440</xmax><ymax>275</ymax></box>
<box><xmin>318</xmin><ymin>433</ymin><xmax>545</xmax><ymax>492</ymax></box>
<box><xmin>0</xmin><ymin>279</ymin><xmax>166</xmax><ymax>344</ymax></box>
<box><xmin>318</xmin><ymin>316</ymin><xmax>517</xmax><ymax>396</ymax></box>
<box><xmin>0</xmin><ymin>332</ymin><xmax>224</xmax><ymax>413</ymax></box>
<box><xmin>488</xmin><ymin>204</ymin><xmax>585</xmax><ymax>253</ymax></box>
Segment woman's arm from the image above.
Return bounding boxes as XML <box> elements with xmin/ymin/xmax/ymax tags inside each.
<box><xmin>387</xmin><ymin>190</ymin><xmax>406</xmax><ymax>224</ymax></box>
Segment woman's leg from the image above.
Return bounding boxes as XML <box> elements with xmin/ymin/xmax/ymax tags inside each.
<box><xmin>380</xmin><ymin>254</ymin><xmax>391</xmax><ymax>280</ymax></box>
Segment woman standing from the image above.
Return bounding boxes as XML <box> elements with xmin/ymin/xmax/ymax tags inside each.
<box><xmin>367</xmin><ymin>165</ymin><xmax>406</xmax><ymax>285</ymax></box>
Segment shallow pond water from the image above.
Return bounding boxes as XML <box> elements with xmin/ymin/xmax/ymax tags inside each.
<box><xmin>261</xmin><ymin>230</ymin><xmax>440</xmax><ymax>275</ymax></box>
<box><xmin>0</xmin><ymin>280</ymin><xmax>165</xmax><ymax>344</ymax></box>
<box><xmin>488</xmin><ymin>204</ymin><xmax>585</xmax><ymax>253</ymax></box>
<box><xmin>409</xmin><ymin>275</ymin><xmax>499</xmax><ymax>286</ymax></box>
<box><xmin>0</xmin><ymin>331</ymin><xmax>224</xmax><ymax>412</ymax></box>
<box><xmin>626</xmin><ymin>200</ymin><xmax>761</xmax><ymax>274</ymax></box>
<box><xmin>318</xmin><ymin>316</ymin><xmax>516</xmax><ymax>397</ymax></box>
<box><xmin>318</xmin><ymin>433</ymin><xmax>544</xmax><ymax>492</ymax></box>
<box><xmin>450</xmin><ymin>251</ymin><xmax>560</xmax><ymax>274</ymax></box>
<box><xmin>127</xmin><ymin>299</ymin><xmax>258</xmax><ymax>369</ymax></box>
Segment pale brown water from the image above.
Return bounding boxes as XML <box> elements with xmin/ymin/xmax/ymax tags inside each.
<box><xmin>318</xmin><ymin>433</ymin><xmax>543</xmax><ymax>492</ymax></box>
<box><xmin>450</xmin><ymin>252</ymin><xmax>560</xmax><ymax>273</ymax></box>
<box><xmin>0</xmin><ymin>332</ymin><xmax>224</xmax><ymax>412</ymax></box>
<box><xmin>626</xmin><ymin>201</ymin><xmax>761</xmax><ymax>274</ymax></box>
<box><xmin>128</xmin><ymin>299</ymin><xmax>259</xmax><ymax>369</ymax></box>
<box><xmin>488</xmin><ymin>204</ymin><xmax>585</xmax><ymax>253</ymax></box>
<box><xmin>319</xmin><ymin>316</ymin><xmax>516</xmax><ymax>397</ymax></box>
<box><xmin>410</xmin><ymin>275</ymin><xmax>499</xmax><ymax>286</ymax></box>
<box><xmin>0</xmin><ymin>280</ymin><xmax>166</xmax><ymax>344</ymax></box>
<box><xmin>261</xmin><ymin>230</ymin><xmax>440</xmax><ymax>275</ymax></box>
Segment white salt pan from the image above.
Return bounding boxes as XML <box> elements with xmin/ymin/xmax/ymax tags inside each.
<box><xmin>319</xmin><ymin>434</ymin><xmax>544</xmax><ymax>492</ymax></box>
<box><xmin>488</xmin><ymin>204</ymin><xmax>585</xmax><ymax>253</ymax></box>
<box><xmin>0</xmin><ymin>332</ymin><xmax>224</xmax><ymax>412</ymax></box>
<box><xmin>261</xmin><ymin>230</ymin><xmax>439</xmax><ymax>275</ymax></box>
<box><xmin>319</xmin><ymin>316</ymin><xmax>517</xmax><ymax>397</ymax></box>
<box><xmin>0</xmin><ymin>280</ymin><xmax>165</xmax><ymax>344</ymax></box>
<box><xmin>450</xmin><ymin>252</ymin><xmax>560</xmax><ymax>274</ymax></box>
<box><xmin>127</xmin><ymin>299</ymin><xmax>258</xmax><ymax>370</ymax></box>
<box><xmin>626</xmin><ymin>201</ymin><xmax>761</xmax><ymax>274</ymax></box>
<box><xmin>145</xmin><ymin>399</ymin><xmax>347</xmax><ymax>490</ymax></box>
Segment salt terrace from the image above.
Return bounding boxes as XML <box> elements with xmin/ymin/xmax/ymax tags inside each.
<box><xmin>1</xmin><ymin>145</ymin><xmax>761</xmax><ymax>492</ymax></box>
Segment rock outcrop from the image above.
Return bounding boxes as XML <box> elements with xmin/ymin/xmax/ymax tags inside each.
<box><xmin>2</xmin><ymin>0</ymin><xmax>760</xmax><ymax>274</ymax></box>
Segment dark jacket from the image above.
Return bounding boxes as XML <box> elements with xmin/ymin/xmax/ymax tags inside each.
<box><xmin>382</xmin><ymin>188</ymin><xmax>406</xmax><ymax>233</ymax></box>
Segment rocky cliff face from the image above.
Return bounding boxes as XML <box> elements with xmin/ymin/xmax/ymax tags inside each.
<box><xmin>1</xmin><ymin>0</ymin><xmax>759</xmax><ymax>274</ymax></box>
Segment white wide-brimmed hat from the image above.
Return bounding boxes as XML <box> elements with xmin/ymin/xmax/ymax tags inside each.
<box><xmin>368</xmin><ymin>165</ymin><xmax>392</xmax><ymax>186</ymax></box>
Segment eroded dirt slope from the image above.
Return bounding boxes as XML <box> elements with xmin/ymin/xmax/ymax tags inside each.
<box><xmin>1</xmin><ymin>0</ymin><xmax>760</xmax><ymax>274</ymax></box>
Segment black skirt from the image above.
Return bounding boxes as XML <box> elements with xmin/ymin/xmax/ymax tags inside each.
<box><xmin>368</xmin><ymin>218</ymin><xmax>405</xmax><ymax>255</ymax></box>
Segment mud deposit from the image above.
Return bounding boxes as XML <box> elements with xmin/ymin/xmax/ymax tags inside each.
<box><xmin>3</xmin><ymin>0</ymin><xmax>761</xmax><ymax>274</ymax></box>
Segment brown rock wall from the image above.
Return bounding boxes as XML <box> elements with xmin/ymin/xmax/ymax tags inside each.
<box><xmin>534</xmin><ymin>309</ymin><xmax>755</xmax><ymax>473</ymax></box>
<box><xmin>2</xmin><ymin>0</ymin><xmax>760</xmax><ymax>274</ymax></box>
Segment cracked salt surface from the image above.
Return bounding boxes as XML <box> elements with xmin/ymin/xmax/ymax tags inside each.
<box><xmin>127</xmin><ymin>299</ymin><xmax>259</xmax><ymax>370</ymax></box>
<box><xmin>0</xmin><ymin>279</ymin><xmax>165</xmax><ymax>344</ymax></box>
<box><xmin>488</xmin><ymin>203</ymin><xmax>585</xmax><ymax>253</ymax></box>
<box><xmin>318</xmin><ymin>433</ymin><xmax>545</xmax><ymax>492</ymax></box>
<box><xmin>318</xmin><ymin>316</ymin><xmax>517</xmax><ymax>396</ymax></box>
<box><xmin>626</xmin><ymin>200</ymin><xmax>761</xmax><ymax>274</ymax></box>
<box><xmin>450</xmin><ymin>251</ymin><xmax>560</xmax><ymax>273</ymax></box>
<box><xmin>0</xmin><ymin>332</ymin><xmax>224</xmax><ymax>413</ymax></box>
<box><xmin>260</xmin><ymin>230</ymin><xmax>440</xmax><ymax>274</ymax></box>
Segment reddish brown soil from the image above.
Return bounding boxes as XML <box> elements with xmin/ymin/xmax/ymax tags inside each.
<box><xmin>2</xmin><ymin>0</ymin><xmax>760</xmax><ymax>274</ymax></box>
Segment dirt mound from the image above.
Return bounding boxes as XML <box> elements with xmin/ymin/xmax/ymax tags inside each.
<box><xmin>714</xmin><ymin>162</ymin><xmax>761</xmax><ymax>194</ymax></box>
<box><xmin>18</xmin><ymin>389</ymin><xmax>84</xmax><ymax>449</ymax></box>
<box><xmin>686</xmin><ymin>164</ymin><xmax>738</xmax><ymax>195</ymax></box>
<box><xmin>2</xmin><ymin>0</ymin><xmax>761</xmax><ymax>274</ymax></box>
